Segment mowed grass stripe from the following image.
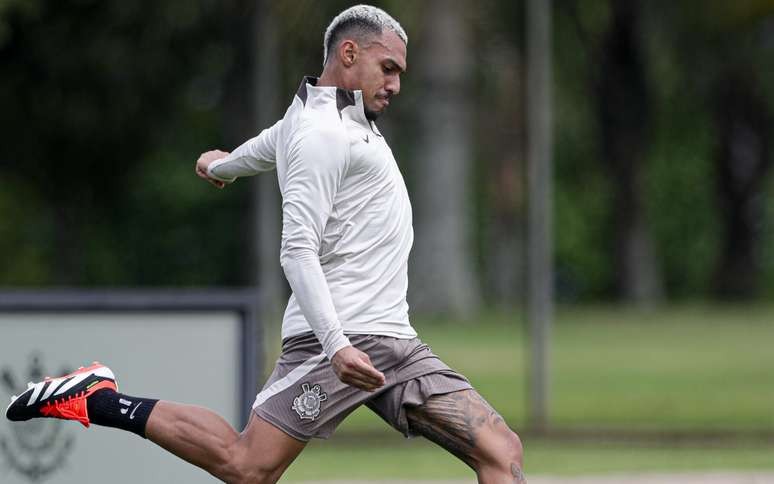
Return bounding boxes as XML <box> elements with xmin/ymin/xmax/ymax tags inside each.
<box><xmin>335</xmin><ymin>305</ymin><xmax>774</xmax><ymax>433</ymax></box>
<box><xmin>282</xmin><ymin>437</ymin><xmax>774</xmax><ymax>481</ymax></box>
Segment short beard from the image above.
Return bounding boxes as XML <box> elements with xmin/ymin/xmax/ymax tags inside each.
<box><xmin>365</xmin><ymin>107</ymin><xmax>382</xmax><ymax>121</ymax></box>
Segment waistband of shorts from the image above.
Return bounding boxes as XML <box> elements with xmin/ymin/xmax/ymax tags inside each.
<box><xmin>281</xmin><ymin>331</ymin><xmax>417</xmax><ymax>352</ymax></box>
<box><xmin>280</xmin><ymin>331</ymin><xmax>320</xmax><ymax>349</ymax></box>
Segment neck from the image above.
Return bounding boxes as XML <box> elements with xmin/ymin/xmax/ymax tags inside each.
<box><xmin>318</xmin><ymin>65</ymin><xmax>350</xmax><ymax>90</ymax></box>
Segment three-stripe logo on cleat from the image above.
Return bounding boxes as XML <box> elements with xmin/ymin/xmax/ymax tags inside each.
<box><xmin>54</xmin><ymin>373</ymin><xmax>90</xmax><ymax>396</ymax></box>
<box><xmin>26</xmin><ymin>375</ymin><xmax>82</xmax><ymax>406</ymax></box>
<box><xmin>21</xmin><ymin>365</ymin><xmax>115</xmax><ymax>407</ymax></box>
<box><xmin>27</xmin><ymin>382</ymin><xmax>46</xmax><ymax>406</ymax></box>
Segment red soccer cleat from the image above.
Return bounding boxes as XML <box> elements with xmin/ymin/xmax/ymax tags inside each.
<box><xmin>5</xmin><ymin>362</ymin><xmax>117</xmax><ymax>427</ymax></box>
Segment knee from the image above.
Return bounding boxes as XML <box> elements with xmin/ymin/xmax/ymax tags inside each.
<box><xmin>217</xmin><ymin>446</ymin><xmax>282</xmax><ymax>484</ymax></box>
<box><xmin>505</xmin><ymin>429</ymin><xmax>524</xmax><ymax>467</ymax></box>
<box><xmin>498</xmin><ymin>429</ymin><xmax>524</xmax><ymax>469</ymax></box>
<box><xmin>476</xmin><ymin>428</ymin><xmax>524</xmax><ymax>476</ymax></box>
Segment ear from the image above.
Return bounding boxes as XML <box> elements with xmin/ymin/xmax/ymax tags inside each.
<box><xmin>338</xmin><ymin>39</ymin><xmax>358</xmax><ymax>67</ymax></box>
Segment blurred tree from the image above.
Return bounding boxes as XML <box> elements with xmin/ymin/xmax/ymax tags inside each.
<box><xmin>711</xmin><ymin>63</ymin><xmax>773</xmax><ymax>298</ymax></box>
<box><xmin>217</xmin><ymin>0</ymin><xmax>276</xmax><ymax>291</ymax></box>
<box><xmin>252</xmin><ymin>1</ymin><xmax>285</xmax><ymax>319</ymax></box>
<box><xmin>410</xmin><ymin>0</ymin><xmax>481</xmax><ymax>316</ymax></box>
<box><xmin>553</xmin><ymin>0</ymin><xmax>616</xmax><ymax>301</ymax></box>
<box><xmin>0</xmin><ymin>0</ymin><xmax>249</xmax><ymax>286</ymax></box>
<box><xmin>6</xmin><ymin>0</ymin><xmax>774</xmax><ymax>307</ymax></box>
<box><xmin>706</xmin><ymin>7</ymin><xmax>774</xmax><ymax>299</ymax></box>
<box><xmin>663</xmin><ymin>0</ymin><xmax>774</xmax><ymax>298</ymax></box>
<box><xmin>474</xmin><ymin>0</ymin><xmax>527</xmax><ymax>308</ymax></box>
<box><xmin>594</xmin><ymin>0</ymin><xmax>663</xmax><ymax>303</ymax></box>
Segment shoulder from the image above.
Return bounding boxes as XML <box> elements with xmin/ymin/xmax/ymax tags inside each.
<box><xmin>281</xmin><ymin>112</ymin><xmax>351</xmax><ymax>174</ymax></box>
<box><xmin>290</xmin><ymin>109</ymin><xmax>348</xmax><ymax>152</ymax></box>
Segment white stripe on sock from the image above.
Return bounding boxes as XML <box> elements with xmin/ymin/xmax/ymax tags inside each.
<box><xmin>253</xmin><ymin>352</ymin><xmax>326</xmax><ymax>408</ymax></box>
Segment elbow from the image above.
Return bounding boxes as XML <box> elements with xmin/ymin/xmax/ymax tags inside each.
<box><xmin>280</xmin><ymin>245</ymin><xmax>319</xmax><ymax>269</ymax></box>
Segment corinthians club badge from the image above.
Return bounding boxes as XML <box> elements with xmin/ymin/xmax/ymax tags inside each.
<box><xmin>292</xmin><ymin>383</ymin><xmax>327</xmax><ymax>421</ymax></box>
<box><xmin>1</xmin><ymin>354</ymin><xmax>74</xmax><ymax>483</ymax></box>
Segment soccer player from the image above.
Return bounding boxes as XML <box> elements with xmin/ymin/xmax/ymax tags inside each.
<box><xmin>6</xmin><ymin>5</ymin><xmax>525</xmax><ymax>483</ymax></box>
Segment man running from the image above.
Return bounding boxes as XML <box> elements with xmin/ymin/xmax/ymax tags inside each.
<box><xmin>6</xmin><ymin>5</ymin><xmax>525</xmax><ymax>483</ymax></box>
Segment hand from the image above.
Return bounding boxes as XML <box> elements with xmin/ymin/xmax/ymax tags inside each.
<box><xmin>331</xmin><ymin>346</ymin><xmax>386</xmax><ymax>392</ymax></box>
<box><xmin>195</xmin><ymin>149</ymin><xmax>230</xmax><ymax>189</ymax></box>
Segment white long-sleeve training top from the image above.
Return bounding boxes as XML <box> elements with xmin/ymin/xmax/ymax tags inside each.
<box><xmin>208</xmin><ymin>77</ymin><xmax>417</xmax><ymax>360</ymax></box>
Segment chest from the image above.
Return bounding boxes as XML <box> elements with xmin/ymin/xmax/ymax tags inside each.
<box><xmin>345</xmin><ymin>125</ymin><xmax>401</xmax><ymax>185</ymax></box>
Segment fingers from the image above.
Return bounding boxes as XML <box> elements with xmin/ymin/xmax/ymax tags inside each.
<box><xmin>354</xmin><ymin>356</ymin><xmax>385</xmax><ymax>386</ymax></box>
<box><xmin>208</xmin><ymin>178</ymin><xmax>225</xmax><ymax>189</ymax></box>
<box><xmin>196</xmin><ymin>169</ymin><xmax>225</xmax><ymax>189</ymax></box>
<box><xmin>342</xmin><ymin>360</ymin><xmax>385</xmax><ymax>392</ymax></box>
<box><xmin>334</xmin><ymin>361</ymin><xmax>385</xmax><ymax>392</ymax></box>
<box><xmin>331</xmin><ymin>346</ymin><xmax>386</xmax><ymax>391</ymax></box>
<box><xmin>343</xmin><ymin>370</ymin><xmax>383</xmax><ymax>391</ymax></box>
<box><xmin>342</xmin><ymin>374</ymin><xmax>381</xmax><ymax>392</ymax></box>
<box><xmin>195</xmin><ymin>165</ymin><xmax>208</xmax><ymax>179</ymax></box>
<box><xmin>195</xmin><ymin>156</ymin><xmax>226</xmax><ymax>189</ymax></box>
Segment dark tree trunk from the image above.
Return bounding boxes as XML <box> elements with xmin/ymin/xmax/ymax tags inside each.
<box><xmin>410</xmin><ymin>0</ymin><xmax>481</xmax><ymax>316</ymax></box>
<box><xmin>222</xmin><ymin>1</ymin><xmax>258</xmax><ymax>149</ymax></box>
<box><xmin>712</xmin><ymin>66</ymin><xmax>773</xmax><ymax>299</ymax></box>
<box><xmin>490</xmin><ymin>160</ymin><xmax>525</xmax><ymax>307</ymax></box>
<box><xmin>221</xmin><ymin>0</ymin><xmax>286</xmax><ymax>314</ymax></box>
<box><xmin>596</xmin><ymin>0</ymin><xmax>663</xmax><ymax>303</ymax></box>
<box><xmin>221</xmin><ymin>0</ymin><xmax>260</xmax><ymax>286</ymax></box>
<box><xmin>252</xmin><ymin>1</ymin><xmax>286</xmax><ymax>318</ymax></box>
<box><xmin>482</xmin><ymin>42</ymin><xmax>526</xmax><ymax>308</ymax></box>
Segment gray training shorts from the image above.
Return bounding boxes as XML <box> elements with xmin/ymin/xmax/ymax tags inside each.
<box><xmin>252</xmin><ymin>333</ymin><xmax>472</xmax><ymax>441</ymax></box>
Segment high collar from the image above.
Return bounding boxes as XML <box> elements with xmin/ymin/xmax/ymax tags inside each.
<box><xmin>296</xmin><ymin>76</ymin><xmax>372</xmax><ymax>129</ymax></box>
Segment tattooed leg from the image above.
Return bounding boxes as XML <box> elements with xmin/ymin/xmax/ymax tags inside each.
<box><xmin>511</xmin><ymin>462</ymin><xmax>526</xmax><ymax>484</ymax></box>
<box><xmin>406</xmin><ymin>389</ymin><xmax>525</xmax><ymax>484</ymax></box>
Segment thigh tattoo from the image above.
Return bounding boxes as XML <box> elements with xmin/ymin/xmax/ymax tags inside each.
<box><xmin>405</xmin><ymin>390</ymin><xmax>508</xmax><ymax>469</ymax></box>
<box><xmin>512</xmin><ymin>462</ymin><xmax>527</xmax><ymax>483</ymax></box>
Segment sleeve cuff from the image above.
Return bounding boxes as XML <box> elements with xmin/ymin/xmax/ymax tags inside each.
<box><xmin>206</xmin><ymin>157</ymin><xmax>237</xmax><ymax>183</ymax></box>
<box><xmin>322</xmin><ymin>332</ymin><xmax>352</xmax><ymax>361</ymax></box>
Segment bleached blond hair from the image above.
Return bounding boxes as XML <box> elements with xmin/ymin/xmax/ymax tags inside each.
<box><xmin>323</xmin><ymin>5</ymin><xmax>407</xmax><ymax>66</ymax></box>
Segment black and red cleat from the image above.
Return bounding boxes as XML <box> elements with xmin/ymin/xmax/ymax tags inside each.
<box><xmin>5</xmin><ymin>362</ymin><xmax>117</xmax><ymax>427</ymax></box>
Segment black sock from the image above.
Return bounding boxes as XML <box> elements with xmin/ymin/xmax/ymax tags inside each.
<box><xmin>86</xmin><ymin>389</ymin><xmax>158</xmax><ymax>438</ymax></box>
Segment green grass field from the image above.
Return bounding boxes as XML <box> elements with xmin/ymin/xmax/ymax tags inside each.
<box><xmin>283</xmin><ymin>438</ymin><xmax>774</xmax><ymax>481</ymax></box>
<box><xmin>272</xmin><ymin>305</ymin><xmax>774</xmax><ymax>481</ymax></box>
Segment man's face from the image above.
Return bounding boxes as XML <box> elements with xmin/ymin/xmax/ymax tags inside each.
<box><xmin>349</xmin><ymin>31</ymin><xmax>407</xmax><ymax>120</ymax></box>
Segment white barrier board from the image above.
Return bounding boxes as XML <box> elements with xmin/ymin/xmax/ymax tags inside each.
<box><xmin>0</xmin><ymin>312</ymin><xmax>241</xmax><ymax>484</ymax></box>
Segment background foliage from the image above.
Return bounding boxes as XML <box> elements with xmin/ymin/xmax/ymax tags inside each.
<box><xmin>2</xmin><ymin>0</ymin><xmax>774</xmax><ymax>305</ymax></box>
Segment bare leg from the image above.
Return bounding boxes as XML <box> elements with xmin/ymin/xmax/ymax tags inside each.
<box><xmin>406</xmin><ymin>389</ymin><xmax>525</xmax><ymax>484</ymax></box>
<box><xmin>146</xmin><ymin>402</ymin><xmax>306</xmax><ymax>483</ymax></box>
